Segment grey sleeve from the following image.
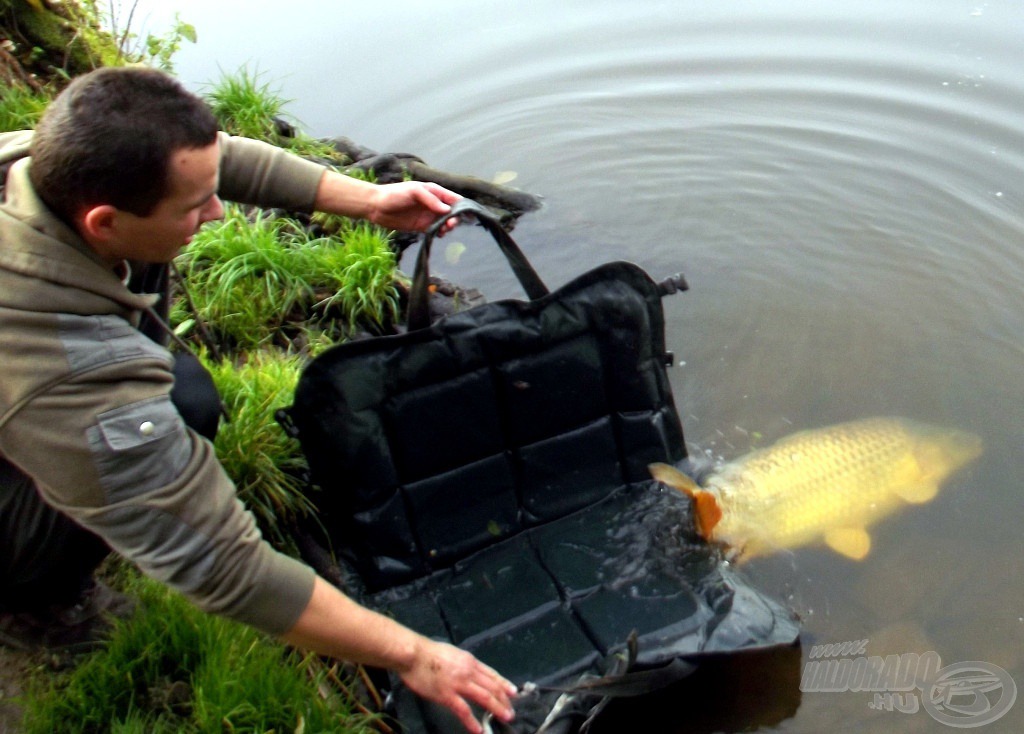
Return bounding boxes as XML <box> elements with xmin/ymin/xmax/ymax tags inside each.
<box><xmin>216</xmin><ymin>132</ymin><xmax>326</xmax><ymax>213</ymax></box>
<box><xmin>4</xmin><ymin>344</ymin><xmax>316</xmax><ymax>635</ymax></box>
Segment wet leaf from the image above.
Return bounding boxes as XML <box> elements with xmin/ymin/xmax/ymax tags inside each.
<box><xmin>445</xmin><ymin>241</ymin><xmax>467</xmax><ymax>265</ymax></box>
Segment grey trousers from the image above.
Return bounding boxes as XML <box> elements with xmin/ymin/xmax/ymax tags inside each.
<box><xmin>0</xmin><ymin>352</ymin><xmax>220</xmax><ymax>612</ymax></box>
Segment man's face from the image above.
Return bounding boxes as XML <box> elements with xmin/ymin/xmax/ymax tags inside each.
<box><xmin>99</xmin><ymin>140</ymin><xmax>224</xmax><ymax>264</ymax></box>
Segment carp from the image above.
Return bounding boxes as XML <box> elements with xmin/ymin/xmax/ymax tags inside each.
<box><xmin>649</xmin><ymin>417</ymin><xmax>983</xmax><ymax>561</ymax></box>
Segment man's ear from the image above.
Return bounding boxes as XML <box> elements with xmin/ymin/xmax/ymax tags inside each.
<box><xmin>79</xmin><ymin>204</ymin><xmax>121</xmax><ymax>244</ymax></box>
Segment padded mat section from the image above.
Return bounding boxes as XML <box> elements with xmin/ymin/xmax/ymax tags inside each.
<box><xmin>366</xmin><ymin>485</ymin><xmax>798</xmax><ymax>686</ymax></box>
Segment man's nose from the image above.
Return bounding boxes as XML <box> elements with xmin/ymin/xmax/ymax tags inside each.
<box><xmin>202</xmin><ymin>195</ymin><xmax>224</xmax><ymax>223</ymax></box>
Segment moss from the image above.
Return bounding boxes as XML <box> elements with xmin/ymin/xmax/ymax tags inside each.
<box><xmin>3</xmin><ymin>1</ymin><xmax>105</xmax><ymax>78</ymax></box>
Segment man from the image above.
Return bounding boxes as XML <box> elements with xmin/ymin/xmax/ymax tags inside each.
<box><xmin>0</xmin><ymin>66</ymin><xmax>515</xmax><ymax>733</ymax></box>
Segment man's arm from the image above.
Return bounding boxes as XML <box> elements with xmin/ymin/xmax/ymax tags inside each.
<box><xmin>312</xmin><ymin>169</ymin><xmax>461</xmax><ymax>232</ymax></box>
<box><xmin>217</xmin><ymin>133</ymin><xmax>460</xmax><ymax>232</ymax></box>
<box><xmin>283</xmin><ymin>577</ymin><xmax>516</xmax><ymax>734</ymax></box>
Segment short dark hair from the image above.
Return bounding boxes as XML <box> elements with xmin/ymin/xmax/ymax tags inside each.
<box><xmin>30</xmin><ymin>67</ymin><xmax>219</xmax><ymax>225</ymax></box>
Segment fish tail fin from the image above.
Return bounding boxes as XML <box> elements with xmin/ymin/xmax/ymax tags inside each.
<box><xmin>648</xmin><ymin>462</ymin><xmax>723</xmax><ymax>540</ymax></box>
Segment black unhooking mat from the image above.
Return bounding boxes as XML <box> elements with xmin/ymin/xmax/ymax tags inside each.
<box><xmin>279</xmin><ymin>200</ymin><xmax>800</xmax><ymax>733</ymax></box>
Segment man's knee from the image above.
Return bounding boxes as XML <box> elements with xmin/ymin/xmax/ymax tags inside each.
<box><xmin>0</xmin><ymin>459</ymin><xmax>109</xmax><ymax>610</ymax></box>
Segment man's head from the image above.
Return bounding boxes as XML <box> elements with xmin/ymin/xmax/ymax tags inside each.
<box><xmin>30</xmin><ymin>66</ymin><xmax>224</xmax><ymax>264</ymax></box>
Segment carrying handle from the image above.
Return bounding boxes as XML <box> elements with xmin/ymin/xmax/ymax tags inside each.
<box><xmin>407</xmin><ymin>199</ymin><xmax>549</xmax><ymax>331</ymax></box>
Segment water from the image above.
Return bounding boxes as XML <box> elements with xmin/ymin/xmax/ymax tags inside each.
<box><xmin>137</xmin><ymin>0</ymin><xmax>1023</xmax><ymax>729</ymax></box>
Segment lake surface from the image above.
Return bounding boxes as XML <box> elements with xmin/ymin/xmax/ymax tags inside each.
<box><xmin>139</xmin><ymin>1</ymin><xmax>1022</xmax><ymax>730</ymax></box>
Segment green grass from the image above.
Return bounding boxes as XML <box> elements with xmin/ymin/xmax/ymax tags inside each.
<box><xmin>203</xmin><ymin>349</ymin><xmax>313</xmax><ymax>547</ymax></box>
<box><xmin>173</xmin><ymin>206</ymin><xmax>312</xmax><ymax>351</ymax></box>
<box><xmin>173</xmin><ymin>204</ymin><xmax>401</xmax><ymax>351</ymax></box>
<box><xmin>306</xmin><ymin>220</ymin><xmax>402</xmax><ymax>333</ymax></box>
<box><xmin>0</xmin><ymin>82</ymin><xmax>51</xmax><ymax>132</ymax></box>
<box><xmin>204</xmin><ymin>66</ymin><xmax>346</xmax><ymax>162</ymax></box>
<box><xmin>21</xmin><ymin>572</ymin><xmax>378</xmax><ymax>734</ymax></box>
<box><xmin>204</xmin><ymin>65</ymin><xmax>286</xmax><ymax>142</ymax></box>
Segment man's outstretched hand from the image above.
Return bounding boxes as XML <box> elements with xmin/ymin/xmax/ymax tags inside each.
<box><xmin>398</xmin><ymin>637</ymin><xmax>518</xmax><ymax>733</ymax></box>
<box><xmin>283</xmin><ymin>577</ymin><xmax>514</xmax><ymax>734</ymax></box>
<box><xmin>367</xmin><ymin>180</ymin><xmax>463</xmax><ymax>234</ymax></box>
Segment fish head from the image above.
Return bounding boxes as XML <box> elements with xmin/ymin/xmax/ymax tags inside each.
<box><xmin>909</xmin><ymin>423</ymin><xmax>984</xmax><ymax>483</ymax></box>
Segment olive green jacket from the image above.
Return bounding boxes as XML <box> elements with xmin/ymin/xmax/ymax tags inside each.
<box><xmin>0</xmin><ymin>131</ymin><xmax>324</xmax><ymax>634</ymax></box>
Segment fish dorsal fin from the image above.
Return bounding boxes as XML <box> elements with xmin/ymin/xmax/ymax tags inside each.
<box><xmin>892</xmin><ymin>481</ymin><xmax>940</xmax><ymax>504</ymax></box>
<box><xmin>648</xmin><ymin>463</ymin><xmax>701</xmax><ymax>493</ymax></box>
<box><xmin>648</xmin><ymin>463</ymin><xmax>723</xmax><ymax>540</ymax></box>
<box><xmin>824</xmin><ymin>527</ymin><xmax>872</xmax><ymax>560</ymax></box>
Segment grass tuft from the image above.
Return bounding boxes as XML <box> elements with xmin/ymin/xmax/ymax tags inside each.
<box><xmin>21</xmin><ymin>572</ymin><xmax>377</xmax><ymax>734</ymax></box>
<box><xmin>204</xmin><ymin>66</ymin><xmax>347</xmax><ymax>162</ymax></box>
<box><xmin>203</xmin><ymin>349</ymin><xmax>313</xmax><ymax>547</ymax></box>
<box><xmin>204</xmin><ymin>65</ymin><xmax>288</xmax><ymax>142</ymax></box>
<box><xmin>174</xmin><ymin>204</ymin><xmax>401</xmax><ymax>351</ymax></box>
<box><xmin>0</xmin><ymin>83</ymin><xmax>51</xmax><ymax>132</ymax></box>
<box><xmin>308</xmin><ymin>221</ymin><xmax>401</xmax><ymax>332</ymax></box>
<box><xmin>174</xmin><ymin>206</ymin><xmax>311</xmax><ymax>351</ymax></box>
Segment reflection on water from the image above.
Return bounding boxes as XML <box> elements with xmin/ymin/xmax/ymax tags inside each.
<box><xmin>139</xmin><ymin>0</ymin><xmax>1023</xmax><ymax>729</ymax></box>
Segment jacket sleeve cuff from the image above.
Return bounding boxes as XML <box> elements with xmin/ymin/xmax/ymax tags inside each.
<box><xmin>241</xmin><ymin>550</ymin><xmax>318</xmax><ymax>635</ymax></box>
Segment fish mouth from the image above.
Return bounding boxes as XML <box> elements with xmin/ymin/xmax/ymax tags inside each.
<box><xmin>915</xmin><ymin>426</ymin><xmax>984</xmax><ymax>477</ymax></box>
<box><xmin>944</xmin><ymin>428</ymin><xmax>984</xmax><ymax>467</ymax></box>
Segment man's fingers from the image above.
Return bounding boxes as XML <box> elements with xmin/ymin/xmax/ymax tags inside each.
<box><xmin>400</xmin><ymin>639</ymin><xmax>515</xmax><ymax>732</ymax></box>
<box><xmin>464</xmin><ymin>662</ymin><xmax>516</xmax><ymax>723</ymax></box>
<box><xmin>422</xmin><ymin>180</ymin><xmax>463</xmax><ymax>207</ymax></box>
<box><xmin>466</xmin><ymin>680</ymin><xmax>515</xmax><ymax>722</ymax></box>
<box><xmin>413</xmin><ymin>181</ymin><xmax>461</xmax><ymax>214</ymax></box>
<box><xmin>473</xmin><ymin>665</ymin><xmax>516</xmax><ymax>699</ymax></box>
<box><xmin>447</xmin><ymin>694</ymin><xmax>483</xmax><ymax>734</ymax></box>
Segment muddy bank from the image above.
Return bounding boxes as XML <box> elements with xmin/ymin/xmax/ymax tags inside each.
<box><xmin>0</xmin><ymin>647</ymin><xmax>34</xmax><ymax>733</ymax></box>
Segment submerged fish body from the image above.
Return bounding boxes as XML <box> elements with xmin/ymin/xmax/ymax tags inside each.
<box><xmin>650</xmin><ymin>417</ymin><xmax>983</xmax><ymax>561</ymax></box>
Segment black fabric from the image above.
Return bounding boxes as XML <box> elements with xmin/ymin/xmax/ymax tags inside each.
<box><xmin>287</xmin><ymin>261</ymin><xmax>685</xmax><ymax>591</ymax></box>
<box><xmin>128</xmin><ymin>261</ymin><xmax>171</xmax><ymax>344</ymax></box>
<box><xmin>169</xmin><ymin>351</ymin><xmax>222</xmax><ymax>441</ymax></box>
<box><xmin>282</xmin><ymin>209</ymin><xmax>800</xmax><ymax>733</ymax></box>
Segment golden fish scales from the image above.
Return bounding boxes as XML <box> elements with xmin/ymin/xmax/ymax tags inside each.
<box><xmin>650</xmin><ymin>417</ymin><xmax>982</xmax><ymax>561</ymax></box>
<box><xmin>714</xmin><ymin>420</ymin><xmax>926</xmax><ymax>553</ymax></box>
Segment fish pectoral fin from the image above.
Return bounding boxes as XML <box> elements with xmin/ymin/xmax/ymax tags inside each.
<box><xmin>892</xmin><ymin>481</ymin><xmax>940</xmax><ymax>504</ymax></box>
<box><xmin>648</xmin><ymin>463</ymin><xmax>722</xmax><ymax>541</ymax></box>
<box><xmin>824</xmin><ymin>527</ymin><xmax>872</xmax><ymax>560</ymax></box>
<box><xmin>690</xmin><ymin>489</ymin><xmax>723</xmax><ymax>541</ymax></box>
